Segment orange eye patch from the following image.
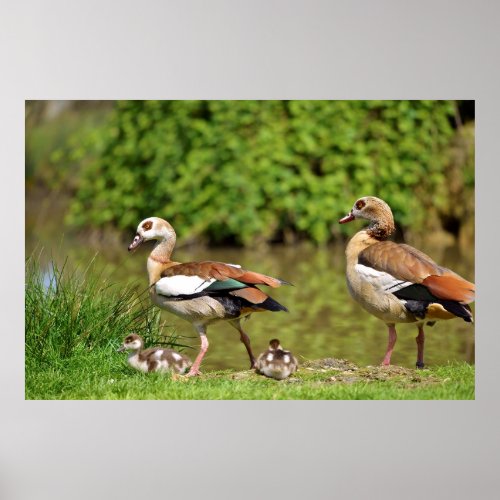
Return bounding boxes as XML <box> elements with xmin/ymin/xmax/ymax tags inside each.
<box><xmin>142</xmin><ymin>221</ymin><xmax>153</xmax><ymax>231</ymax></box>
<box><xmin>355</xmin><ymin>200</ymin><xmax>366</xmax><ymax>210</ymax></box>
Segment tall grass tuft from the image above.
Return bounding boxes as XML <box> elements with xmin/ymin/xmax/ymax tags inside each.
<box><xmin>25</xmin><ymin>253</ymin><xmax>184</xmax><ymax>367</ymax></box>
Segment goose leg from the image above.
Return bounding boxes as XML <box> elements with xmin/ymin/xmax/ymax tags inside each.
<box><xmin>416</xmin><ymin>325</ymin><xmax>425</xmax><ymax>369</ymax></box>
<box><xmin>230</xmin><ymin>319</ymin><xmax>257</xmax><ymax>369</ymax></box>
<box><xmin>382</xmin><ymin>324</ymin><xmax>397</xmax><ymax>366</ymax></box>
<box><xmin>186</xmin><ymin>325</ymin><xmax>209</xmax><ymax>377</ymax></box>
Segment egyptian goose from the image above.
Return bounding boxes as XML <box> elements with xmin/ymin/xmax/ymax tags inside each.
<box><xmin>117</xmin><ymin>333</ymin><xmax>192</xmax><ymax>374</ymax></box>
<box><xmin>255</xmin><ymin>339</ymin><xmax>298</xmax><ymax>380</ymax></box>
<box><xmin>128</xmin><ymin>217</ymin><xmax>289</xmax><ymax>376</ymax></box>
<box><xmin>339</xmin><ymin>196</ymin><xmax>475</xmax><ymax>368</ymax></box>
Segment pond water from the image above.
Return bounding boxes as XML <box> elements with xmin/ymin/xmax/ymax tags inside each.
<box><xmin>26</xmin><ymin>205</ymin><xmax>475</xmax><ymax>370</ymax></box>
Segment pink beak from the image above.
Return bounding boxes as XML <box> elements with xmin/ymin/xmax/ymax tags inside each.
<box><xmin>128</xmin><ymin>233</ymin><xmax>144</xmax><ymax>252</ymax></box>
<box><xmin>339</xmin><ymin>212</ymin><xmax>355</xmax><ymax>224</ymax></box>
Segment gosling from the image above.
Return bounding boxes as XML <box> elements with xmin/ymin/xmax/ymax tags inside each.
<box><xmin>117</xmin><ymin>333</ymin><xmax>192</xmax><ymax>374</ymax></box>
<box><xmin>255</xmin><ymin>339</ymin><xmax>298</xmax><ymax>380</ymax></box>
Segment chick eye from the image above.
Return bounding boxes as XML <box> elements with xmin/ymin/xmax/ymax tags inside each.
<box><xmin>355</xmin><ymin>200</ymin><xmax>366</xmax><ymax>210</ymax></box>
<box><xmin>142</xmin><ymin>221</ymin><xmax>153</xmax><ymax>231</ymax></box>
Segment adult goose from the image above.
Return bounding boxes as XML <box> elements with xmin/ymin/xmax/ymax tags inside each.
<box><xmin>128</xmin><ymin>217</ymin><xmax>289</xmax><ymax>376</ymax></box>
<box><xmin>339</xmin><ymin>196</ymin><xmax>475</xmax><ymax>368</ymax></box>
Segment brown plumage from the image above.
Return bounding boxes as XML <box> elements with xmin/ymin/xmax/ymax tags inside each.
<box><xmin>359</xmin><ymin>241</ymin><xmax>475</xmax><ymax>303</ymax></box>
<box><xmin>128</xmin><ymin>217</ymin><xmax>290</xmax><ymax>376</ymax></box>
<box><xmin>161</xmin><ymin>261</ymin><xmax>285</xmax><ymax>288</ymax></box>
<box><xmin>339</xmin><ymin>196</ymin><xmax>475</xmax><ymax>368</ymax></box>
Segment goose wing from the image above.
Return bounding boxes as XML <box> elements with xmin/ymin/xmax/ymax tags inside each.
<box><xmin>154</xmin><ymin>261</ymin><xmax>288</xmax><ymax>305</ymax></box>
<box><xmin>358</xmin><ymin>241</ymin><xmax>475</xmax><ymax>304</ymax></box>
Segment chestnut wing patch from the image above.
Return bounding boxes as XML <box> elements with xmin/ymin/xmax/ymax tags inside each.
<box><xmin>421</xmin><ymin>274</ymin><xmax>475</xmax><ymax>304</ymax></box>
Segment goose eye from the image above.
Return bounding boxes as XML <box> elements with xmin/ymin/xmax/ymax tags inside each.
<box><xmin>355</xmin><ymin>200</ymin><xmax>366</xmax><ymax>210</ymax></box>
<box><xmin>142</xmin><ymin>221</ymin><xmax>153</xmax><ymax>231</ymax></box>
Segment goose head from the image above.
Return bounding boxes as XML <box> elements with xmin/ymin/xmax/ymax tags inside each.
<box><xmin>128</xmin><ymin>217</ymin><xmax>176</xmax><ymax>252</ymax></box>
<box><xmin>339</xmin><ymin>196</ymin><xmax>395</xmax><ymax>238</ymax></box>
<box><xmin>117</xmin><ymin>333</ymin><xmax>144</xmax><ymax>353</ymax></box>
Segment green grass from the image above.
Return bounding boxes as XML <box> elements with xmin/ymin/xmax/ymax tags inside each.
<box><xmin>25</xmin><ymin>254</ymin><xmax>186</xmax><ymax>392</ymax></box>
<box><xmin>26</xmin><ymin>347</ymin><xmax>475</xmax><ymax>400</ymax></box>
<box><xmin>26</xmin><ymin>256</ymin><xmax>475</xmax><ymax>400</ymax></box>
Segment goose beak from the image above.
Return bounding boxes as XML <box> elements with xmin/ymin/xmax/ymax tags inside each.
<box><xmin>339</xmin><ymin>212</ymin><xmax>355</xmax><ymax>224</ymax></box>
<box><xmin>128</xmin><ymin>233</ymin><xmax>144</xmax><ymax>252</ymax></box>
<box><xmin>117</xmin><ymin>345</ymin><xmax>127</xmax><ymax>353</ymax></box>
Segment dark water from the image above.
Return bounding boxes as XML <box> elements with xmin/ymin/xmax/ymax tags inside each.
<box><xmin>26</xmin><ymin>207</ymin><xmax>475</xmax><ymax>370</ymax></box>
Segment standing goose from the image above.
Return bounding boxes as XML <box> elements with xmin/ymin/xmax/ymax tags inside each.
<box><xmin>339</xmin><ymin>196</ymin><xmax>474</xmax><ymax>368</ymax></box>
<box><xmin>128</xmin><ymin>217</ymin><xmax>289</xmax><ymax>376</ymax></box>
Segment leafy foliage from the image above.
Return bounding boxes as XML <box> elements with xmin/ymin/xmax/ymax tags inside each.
<box><xmin>63</xmin><ymin>100</ymin><xmax>467</xmax><ymax>245</ymax></box>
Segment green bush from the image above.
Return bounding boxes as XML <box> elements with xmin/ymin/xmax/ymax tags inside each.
<box><xmin>65</xmin><ymin>100</ymin><xmax>465</xmax><ymax>245</ymax></box>
<box><xmin>25</xmin><ymin>103</ymin><xmax>111</xmax><ymax>190</ymax></box>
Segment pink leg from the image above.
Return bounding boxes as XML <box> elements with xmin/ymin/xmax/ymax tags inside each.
<box><xmin>186</xmin><ymin>328</ymin><xmax>209</xmax><ymax>377</ymax></box>
<box><xmin>416</xmin><ymin>325</ymin><xmax>425</xmax><ymax>369</ymax></box>
<box><xmin>381</xmin><ymin>324</ymin><xmax>397</xmax><ymax>366</ymax></box>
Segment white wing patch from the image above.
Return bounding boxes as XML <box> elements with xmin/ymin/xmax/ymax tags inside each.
<box><xmin>152</xmin><ymin>350</ymin><xmax>163</xmax><ymax>359</ymax></box>
<box><xmin>155</xmin><ymin>275</ymin><xmax>216</xmax><ymax>297</ymax></box>
<box><xmin>225</xmin><ymin>263</ymin><xmax>242</xmax><ymax>268</ymax></box>
<box><xmin>355</xmin><ymin>264</ymin><xmax>413</xmax><ymax>293</ymax></box>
